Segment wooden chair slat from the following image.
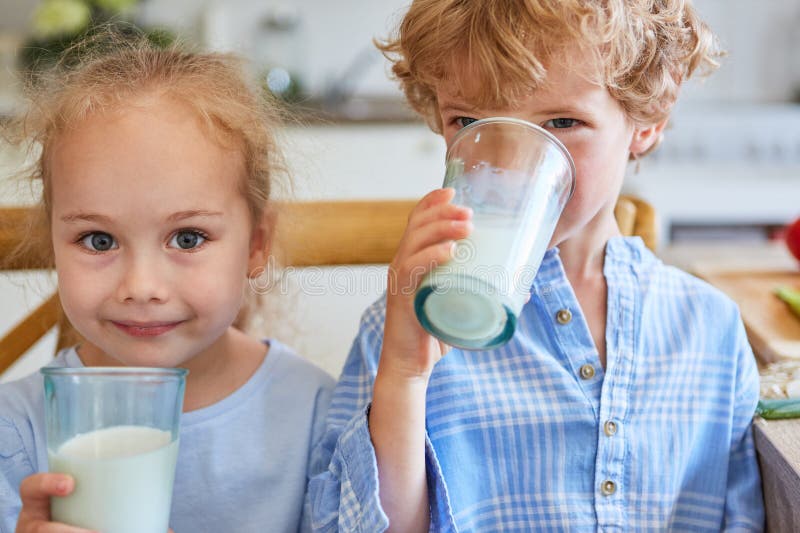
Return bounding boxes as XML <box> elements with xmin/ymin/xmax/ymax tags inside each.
<box><xmin>0</xmin><ymin>293</ymin><xmax>60</xmax><ymax>374</ymax></box>
<box><xmin>275</xmin><ymin>200</ymin><xmax>416</xmax><ymax>266</ymax></box>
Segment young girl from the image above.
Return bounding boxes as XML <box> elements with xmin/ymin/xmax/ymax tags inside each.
<box><xmin>0</xmin><ymin>36</ymin><xmax>333</xmax><ymax>532</ymax></box>
<box><xmin>308</xmin><ymin>1</ymin><xmax>764</xmax><ymax>531</ymax></box>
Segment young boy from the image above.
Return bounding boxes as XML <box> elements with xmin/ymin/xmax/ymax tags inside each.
<box><xmin>308</xmin><ymin>1</ymin><xmax>764</xmax><ymax>531</ymax></box>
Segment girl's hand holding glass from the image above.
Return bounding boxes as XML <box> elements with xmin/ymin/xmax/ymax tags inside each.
<box><xmin>16</xmin><ymin>473</ymin><xmax>91</xmax><ymax>533</ymax></box>
<box><xmin>16</xmin><ymin>472</ymin><xmax>175</xmax><ymax>533</ymax></box>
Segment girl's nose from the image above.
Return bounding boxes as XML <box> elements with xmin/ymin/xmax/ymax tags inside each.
<box><xmin>115</xmin><ymin>253</ymin><xmax>170</xmax><ymax>304</ymax></box>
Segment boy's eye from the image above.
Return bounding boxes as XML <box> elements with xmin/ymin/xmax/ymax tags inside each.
<box><xmin>79</xmin><ymin>232</ymin><xmax>117</xmax><ymax>252</ymax></box>
<box><xmin>169</xmin><ymin>230</ymin><xmax>207</xmax><ymax>250</ymax></box>
<box><xmin>456</xmin><ymin>117</ymin><xmax>478</xmax><ymax>129</ymax></box>
<box><xmin>544</xmin><ymin>118</ymin><xmax>580</xmax><ymax>129</ymax></box>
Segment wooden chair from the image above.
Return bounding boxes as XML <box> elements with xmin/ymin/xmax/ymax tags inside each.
<box><xmin>0</xmin><ymin>195</ymin><xmax>656</xmax><ymax>374</ymax></box>
<box><xmin>613</xmin><ymin>195</ymin><xmax>657</xmax><ymax>251</ymax></box>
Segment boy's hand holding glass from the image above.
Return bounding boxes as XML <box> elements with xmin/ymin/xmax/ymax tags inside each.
<box><xmin>381</xmin><ymin>117</ymin><xmax>574</xmax><ymax>374</ymax></box>
<box><xmin>381</xmin><ymin>187</ymin><xmax>473</xmax><ymax>378</ymax></box>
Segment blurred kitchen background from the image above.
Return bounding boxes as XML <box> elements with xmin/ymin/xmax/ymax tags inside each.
<box><xmin>1</xmin><ymin>0</ymin><xmax>799</xmax><ymax>379</ymax></box>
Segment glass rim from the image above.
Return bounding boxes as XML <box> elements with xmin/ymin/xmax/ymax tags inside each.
<box><xmin>445</xmin><ymin>116</ymin><xmax>576</xmax><ymax>199</ymax></box>
<box><xmin>41</xmin><ymin>366</ymin><xmax>188</xmax><ymax>378</ymax></box>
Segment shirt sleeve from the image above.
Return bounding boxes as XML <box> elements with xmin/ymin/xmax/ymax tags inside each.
<box><xmin>305</xmin><ymin>300</ymin><xmax>457</xmax><ymax>532</ymax></box>
<box><xmin>300</xmin><ymin>379</ymin><xmax>336</xmax><ymax>533</ymax></box>
<box><xmin>722</xmin><ymin>317</ymin><xmax>765</xmax><ymax>532</ymax></box>
<box><xmin>0</xmin><ymin>416</ymin><xmax>34</xmax><ymax>533</ymax></box>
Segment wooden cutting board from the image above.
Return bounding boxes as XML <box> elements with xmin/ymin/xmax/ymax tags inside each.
<box><xmin>694</xmin><ymin>269</ymin><xmax>800</xmax><ymax>363</ymax></box>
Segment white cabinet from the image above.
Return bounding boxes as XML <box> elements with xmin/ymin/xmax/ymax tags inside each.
<box><xmin>280</xmin><ymin>122</ymin><xmax>445</xmax><ymax>200</ymax></box>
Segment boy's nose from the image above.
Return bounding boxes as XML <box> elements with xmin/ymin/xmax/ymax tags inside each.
<box><xmin>115</xmin><ymin>253</ymin><xmax>170</xmax><ymax>304</ymax></box>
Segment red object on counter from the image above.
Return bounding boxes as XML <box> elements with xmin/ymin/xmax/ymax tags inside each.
<box><xmin>786</xmin><ymin>217</ymin><xmax>800</xmax><ymax>262</ymax></box>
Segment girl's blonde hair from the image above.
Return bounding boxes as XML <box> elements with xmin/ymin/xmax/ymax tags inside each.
<box><xmin>7</xmin><ymin>30</ymin><xmax>287</xmax><ymax>329</ymax></box>
<box><xmin>377</xmin><ymin>0</ymin><xmax>722</xmax><ymax>133</ymax></box>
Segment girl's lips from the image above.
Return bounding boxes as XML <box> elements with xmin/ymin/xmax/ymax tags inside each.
<box><xmin>111</xmin><ymin>321</ymin><xmax>182</xmax><ymax>337</ymax></box>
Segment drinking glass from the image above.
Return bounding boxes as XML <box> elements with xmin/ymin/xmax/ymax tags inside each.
<box><xmin>414</xmin><ymin>117</ymin><xmax>575</xmax><ymax>350</ymax></box>
<box><xmin>42</xmin><ymin>367</ymin><xmax>187</xmax><ymax>533</ymax></box>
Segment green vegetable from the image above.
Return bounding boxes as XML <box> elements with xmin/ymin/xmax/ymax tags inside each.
<box><xmin>32</xmin><ymin>0</ymin><xmax>91</xmax><ymax>39</ymax></box>
<box><xmin>756</xmin><ymin>398</ymin><xmax>800</xmax><ymax>419</ymax></box>
<box><xmin>775</xmin><ymin>285</ymin><xmax>800</xmax><ymax>319</ymax></box>
<box><xmin>94</xmin><ymin>0</ymin><xmax>138</xmax><ymax>12</ymax></box>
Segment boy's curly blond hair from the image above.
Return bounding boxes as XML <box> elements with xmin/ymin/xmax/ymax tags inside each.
<box><xmin>377</xmin><ymin>0</ymin><xmax>722</xmax><ymax>132</ymax></box>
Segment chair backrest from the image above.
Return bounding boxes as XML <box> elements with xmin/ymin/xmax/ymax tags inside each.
<box><xmin>0</xmin><ymin>194</ymin><xmax>657</xmax><ymax>374</ymax></box>
<box><xmin>277</xmin><ymin>194</ymin><xmax>657</xmax><ymax>266</ymax></box>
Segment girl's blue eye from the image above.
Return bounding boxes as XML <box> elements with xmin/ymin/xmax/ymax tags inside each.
<box><xmin>456</xmin><ymin>117</ymin><xmax>478</xmax><ymax>129</ymax></box>
<box><xmin>169</xmin><ymin>230</ymin><xmax>206</xmax><ymax>250</ymax></box>
<box><xmin>544</xmin><ymin>118</ymin><xmax>579</xmax><ymax>129</ymax></box>
<box><xmin>80</xmin><ymin>232</ymin><xmax>117</xmax><ymax>252</ymax></box>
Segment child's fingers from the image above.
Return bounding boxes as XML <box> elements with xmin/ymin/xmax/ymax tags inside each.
<box><xmin>16</xmin><ymin>473</ymin><xmax>96</xmax><ymax>533</ymax></box>
<box><xmin>415</xmin><ymin>188</ymin><xmax>456</xmax><ymax>212</ymax></box>
<box><xmin>18</xmin><ymin>522</ymin><xmax>94</xmax><ymax>533</ymax></box>
<box><xmin>405</xmin><ymin>188</ymin><xmax>458</xmax><ymax>228</ymax></box>
<box><xmin>389</xmin><ymin>240</ymin><xmax>455</xmax><ymax>297</ymax></box>
<box><xmin>19</xmin><ymin>473</ymin><xmax>73</xmax><ymax>510</ymax></box>
<box><xmin>406</xmin><ymin>200</ymin><xmax>472</xmax><ymax>234</ymax></box>
<box><xmin>397</xmin><ymin>219</ymin><xmax>472</xmax><ymax>260</ymax></box>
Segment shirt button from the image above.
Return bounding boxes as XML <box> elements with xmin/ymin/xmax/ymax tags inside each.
<box><xmin>604</xmin><ymin>420</ymin><xmax>618</xmax><ymax>436</ymax></box>
<box><xmin>601</xmin><ymin>479</ymin><xmax>616</xmax><ymax>496</ymax></box>
<box><xmin>556</xmin><ymin>308</ymin><xmax>572</xmax><ymax>324</ymax></box>
<box><xmin>579</xmin><ymin>364</ymin><xmax>595</xmax><ymax>380</ymax></box>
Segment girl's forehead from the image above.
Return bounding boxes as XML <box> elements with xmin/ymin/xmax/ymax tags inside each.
<box><xmin>54</xmin><ymin>98</ymin><xmax>244</xmax><ymax>167</ymax></box>
<box><xmin>49</xmin><ymin>104</ymin><xmax>246</xmax><ymax>201</ymax></box>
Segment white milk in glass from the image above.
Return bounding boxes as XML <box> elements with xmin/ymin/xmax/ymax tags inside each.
<box><xmin>49</xmin><ymin>425</ymin><xmax>179</xmax><ymax>533</ymax></box>
<box><xmin>419</xmin><ymin>211</ymin><xmax>552</xmax><ymax>345</ymax></box>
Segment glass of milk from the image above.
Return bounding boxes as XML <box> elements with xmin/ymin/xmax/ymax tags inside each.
<box><xmin>41</xmin><ymin>367</ymin><xmax>187</xmax><ymax>533</ymax></box>
<box><xmin>414</xmin><ymin>117</ymin><xmax>575</xmax><ymax>350</ymax></box>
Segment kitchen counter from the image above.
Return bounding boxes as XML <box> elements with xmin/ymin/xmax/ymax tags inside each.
<box><xmin>661</xmin><ymin>241</ymin><xmax>799</xmax><ymax>531</ymax></box>
<box><xmin>753</xmin><ymin>418</ymin><xmax>800</xmax><ymax>531</ymax></box>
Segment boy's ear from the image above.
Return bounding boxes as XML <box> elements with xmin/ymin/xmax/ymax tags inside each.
<box><xmin>629</xmin><ymin>118</ymin><xmax>668</xmax><ymax>158</ymax></box>
<box><xmin>247</xmin><ymin>207</ymin><xmax>276</xmax><ymax>278</ymax></box>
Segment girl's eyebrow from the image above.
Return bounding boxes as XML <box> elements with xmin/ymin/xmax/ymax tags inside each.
<box><xmin>59</xmin><ymin>210</ymin><xmax>224</xmax><ymax>224</ymax></box>
<box><xmin>60</xmin><ymin>212</ymin><xmax>112</xmax><ymax>224</ymax></box>
<box><xmin>167</xmin><ymin>210</ymin><xmax>224</xmax><ymax>222</ymax></box>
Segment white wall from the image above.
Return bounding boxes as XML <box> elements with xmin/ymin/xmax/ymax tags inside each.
<box><xmin>0</xmin><ymin>0</ymin><xmax>37</xmax><ymax>31</ymax></box>
<box><xmin>684</xmin><ymin>0</ymin><xmax>800</xmax><ymax>103</ymax></box>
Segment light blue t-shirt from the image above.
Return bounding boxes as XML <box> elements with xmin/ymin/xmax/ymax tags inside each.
<box><xmin>0</xmin><ymin>339</ymin><xmax>334</xmax><ymax>533</ymax></box>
